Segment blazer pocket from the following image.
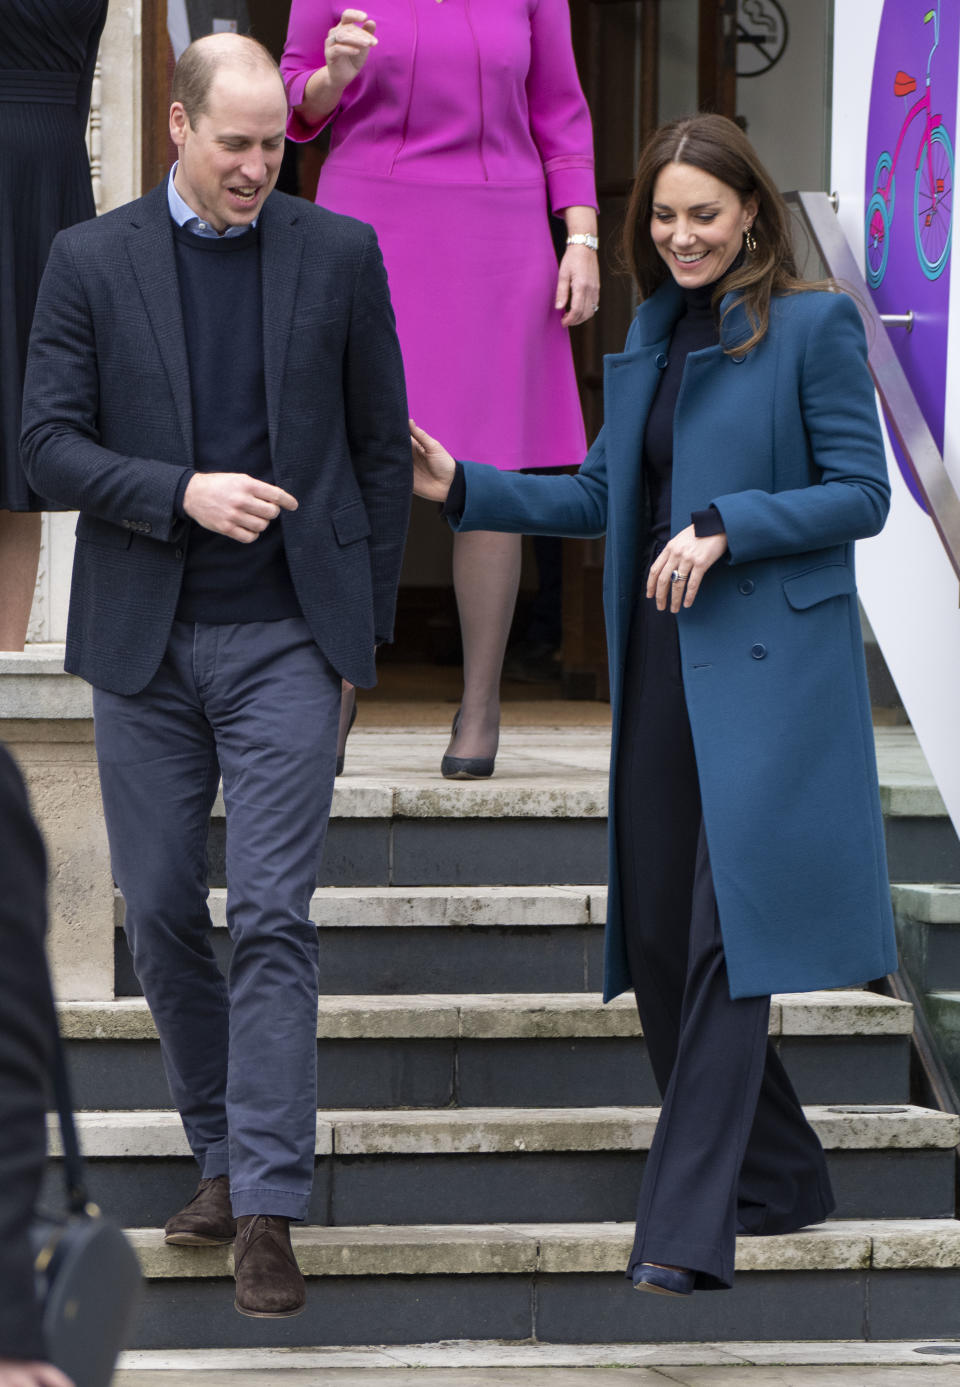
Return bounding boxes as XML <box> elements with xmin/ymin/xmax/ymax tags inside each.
<box><xmin>292</xmin><ymin>301</ymin><xmax>347</xmax><ymax>329</ymax></box>
<box><xmin>782</xmin><ymin>563</ymin><xmax>856</xmax><ymax>610</ymax></box>
<box><xmin>75</xmin><ymin>516</ymin><xmax>133</xmax><ymax>550</ymax></box>
<box><xmin>332</xmin><ymin>500</ymin><xmax>372</xmax><ymax>546</ymax></box>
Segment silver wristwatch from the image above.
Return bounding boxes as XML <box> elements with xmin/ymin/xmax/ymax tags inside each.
<box><xmin>566</xmin><ymin>233</ymin><xmax>599</xmax><ymax>251</ymax></box>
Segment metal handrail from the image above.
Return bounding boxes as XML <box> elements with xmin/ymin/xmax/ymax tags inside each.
<box><xmin>785</xmin><ymin>189</ymin><xmax>960</xmax><ymax>582</ymax></box>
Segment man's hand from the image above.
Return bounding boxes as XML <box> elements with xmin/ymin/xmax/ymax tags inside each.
<box><xmin>182</xmin><ymin>474</ymin><xmax>298</xmax><ymax>543</ymax></box>
<box><xmin>410</xmin><ymin>420</ymin><xmax>456</xmax><ymax>503</ymax></box>
<box><xmin>647</xmin><ymin>524</ymin><xmax>728</xmax><ymax>612</ymax></box>
<box><xmin>0</xmin><ymin>1361</ymin><xmax>74</xmax><ymax>1387</ymax></box>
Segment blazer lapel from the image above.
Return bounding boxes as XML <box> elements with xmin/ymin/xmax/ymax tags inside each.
<box><xmin>125</xmin><ymin>184</ymin><xmax>194</xmax><ymax>464</ymax></box>
<box><xmin>259</xmin><ymin>195</ymin><xmax>304</xmax><ymax>460</ymax></box>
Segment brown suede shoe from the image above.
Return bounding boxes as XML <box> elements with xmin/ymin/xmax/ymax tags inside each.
<box><xmin>164</xmin><ymin>1175</ymin><xmax>236</xmax><ymax>1246</ymax></box>
<box><xmin>233</xmin><ymin>1214</ymin><xmax>306</xmax><ymax>1319</ymax></box>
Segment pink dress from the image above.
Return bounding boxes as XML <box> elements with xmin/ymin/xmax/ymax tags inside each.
<box><xmin>281</xmin><ymin>0</ymin><xmax>597</xmax><ymax>471</ymax></box>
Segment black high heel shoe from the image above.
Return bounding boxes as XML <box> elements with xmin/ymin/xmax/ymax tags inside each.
<box><xmin>440</xmin><ymin>709</ymin><xmax>497</xmax><ymax>780</ymax></box>
<box><xmin>632</xmin><ymin>1263</ymin><xmax>695</xmax><ymax>1297</ymax></box>
<box><xmin>335</xmin><ymin>690</ymin><xmax>358</xmax><ymax>777</ymax></box>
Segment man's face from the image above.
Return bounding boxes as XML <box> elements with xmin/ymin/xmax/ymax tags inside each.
<box><xmin>170</xmin><ymin>67</ymin><xmax>287</xmax><ymax>233</ymax></box>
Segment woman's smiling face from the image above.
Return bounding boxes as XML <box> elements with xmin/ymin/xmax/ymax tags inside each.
<box><xmin>650</xmin><ymin>161</ymin><xmax>757</xmax><ymax>288</ymax></box>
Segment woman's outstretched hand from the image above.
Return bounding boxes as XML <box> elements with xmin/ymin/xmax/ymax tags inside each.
<box><xmin>410</xmin><ymin>420</ymin><xmax>456</xmax><ymax>503</ymax></box>
<box><xmin>647</xmin><ymin>524</ymin><xmax>728</xmax><ymax>612</ymax></box>
<box><xmin>324</xmin><ymin>9</ymin><xmax>377</xmax><ymax>90</ymax></box>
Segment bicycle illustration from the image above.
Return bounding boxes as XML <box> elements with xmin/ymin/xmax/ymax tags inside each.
<box><xmin>865</xmin><ymin>2</ymin><xmax>954</xmax><ymax>288</ymax></box>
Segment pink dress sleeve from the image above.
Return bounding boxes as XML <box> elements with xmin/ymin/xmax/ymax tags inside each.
<box><xmin>526</xmin><ymin>0</ymin><xmax>597</xmax><ymax>213</ymax></box>
<box><xmin>281</xmin><ymin>0</ymin><xmax>341</xmax><ymax>142</ymax></box>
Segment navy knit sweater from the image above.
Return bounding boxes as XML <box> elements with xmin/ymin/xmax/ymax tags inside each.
<box><xmin>172</xmin><ymin>221</ymin><xmax>300</xmax><ymax>624</ymax></box>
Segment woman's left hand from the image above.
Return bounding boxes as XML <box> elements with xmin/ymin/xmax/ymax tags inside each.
<box><xmin>647</xmin><ymin>525</ymin><xmax>729</xmax><ymax>612</ymax></box>
<box><xmin>555</xmin><ymin>244</ymin><xmax>600</xmax><ymax>327</ymax></box>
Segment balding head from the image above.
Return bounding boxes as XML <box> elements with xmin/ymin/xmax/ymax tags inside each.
<box><xmin>171</xmin><ymin>32</ymin><xmax>285</xmax><ymax>128</ymax></box>
<box><xmin>168</xmin><ymin>33</ymin><xmax>288</xmax><ymax>234</ymax></box>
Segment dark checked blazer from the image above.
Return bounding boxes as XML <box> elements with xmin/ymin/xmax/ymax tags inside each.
<box><xmin>0</xmin><ymin>746</ymin><xmax>55</xmax><ymax>1360</ymax></box>
<box><xmin>20</xmin><ymin>181</ymin><xmax>411</xmax><ymax>695</ymax></box>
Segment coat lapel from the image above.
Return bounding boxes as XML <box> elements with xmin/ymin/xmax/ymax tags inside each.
<box><xmin>602</xmin><ymin>279</ymin><xmax>686</xmax><ymax>502</ymax></box>
<box><xmin>259</xmin><ymin>195</ymin><xmax>304</xmax><ymax>460</ymax></box>
<box><xmin>124</xmin><ymin>183</ymin><xmax>194</xmax><ymax>464</ymax></box>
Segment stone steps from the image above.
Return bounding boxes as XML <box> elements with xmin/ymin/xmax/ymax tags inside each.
<box><xmin>9</xmin><ymin>666</ymin><xmax>960</xmax><ymax>1349</ymax></box>
<box><xmin>112</xmin><ymin>1221</ymin><xmax>960</xmax><ymax>1349</ymax></box>
<box><xmin>44</xmin><ymin>1104</ymin><xmax>959</xmax><ymax>1229</ymax></box>
<box><xmin>60</xmin><ymin>989</ymin><xmax>913</xmax><ymax>1040</ymax></box>
<box><xmin>61</xmin><ymin>990</ymin><xmax>914</xmax><ymax>1111</ymax></box>
<box><xmin>113</xmin><ymin>885</ymin><xmax>610</xmax><ymax>997</ymax></box>
<box><xmin>192</xmin><ymin>725</ymin><xmax>960</xmax><ymax>888</ymax></box>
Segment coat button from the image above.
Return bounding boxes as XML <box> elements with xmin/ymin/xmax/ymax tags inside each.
<box><xmin>655</xmin><ymin>352</ymin><xmax>669</xmax><ymax>369</ymax></box>
<box><xmin>738</xmin><ymin>579</ymin><xmax>755</xmax><ymax>595</ymax></box>
<box><xmin>751</xmin><ymin>643</ymin><xmax>767</xmax><ymax>660</ymax></box>
<box><xmin>175</xmin><ymin>548</ymin><xmax>184</xmax><ymax>559</ymax></box>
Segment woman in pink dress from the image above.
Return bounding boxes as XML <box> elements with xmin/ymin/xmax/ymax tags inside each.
<box><xmin>281</xmin><ymin>2</ymin><xmax>598</xmax><ymax>776</ymax></box>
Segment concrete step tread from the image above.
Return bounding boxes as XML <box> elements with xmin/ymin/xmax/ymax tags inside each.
<box><xmin>892</xmin><ymin>883</ymin><xmax>960</xmax><ymax>924</ymax></box>
<box><xmin>109</xmin><ymin>1341</ymin><xmax>960</xmax><ymax>1372</ymax></box>
<box><xmin>124</xmin><ymin>1218</ymin><xmax>960</xmax><ymax>1279</ymax></box>
<box><xmin>50</xmin><ymin>1103</ymin><xmax>958</xmax><ymax>1158</ymax></box>
<box><xmin>205</xmin><ymin>727</ymin><xmax>943</xmax><ymax>822</ymax></box>
<box><xmin>115</xmin><ymin>884</ymin><xmax>610</xmax><ymax>930</ymax></box>
<box><xmin>58</xmin><ymin>990</ymin><xmax>914</xmax><ymax>1042</ymax></box>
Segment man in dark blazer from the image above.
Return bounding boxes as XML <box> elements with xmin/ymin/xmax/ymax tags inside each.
<box><xmin>0</xmin><ymin>748</ymin><xmax>73</xmax><ymax>1387</ymax></box>
<box><xmin>21</xmin><ymin>33</ymin><xmax>410</xmax><ymax>1320</ymax></box>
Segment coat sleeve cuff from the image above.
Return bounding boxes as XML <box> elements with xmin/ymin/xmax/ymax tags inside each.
<box><xmin>440</xmin><ymin>462</ymin><xmax>467</xmax><ymax>522</ymax></box>
<box><xmin>285</xmin><ymin>72</ymin><xmax>338</xmax><ymax>143</ymax></box>
<box><xmin>544</xmin><ymin>159</ymin><xmax>598</xmax><ymax>215</ymax></box>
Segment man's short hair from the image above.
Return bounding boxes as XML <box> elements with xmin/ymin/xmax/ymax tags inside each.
<box><xmin>171</xmin><ymin>34</ymin><xmax>284</xmax><ymax>127</ymax></box>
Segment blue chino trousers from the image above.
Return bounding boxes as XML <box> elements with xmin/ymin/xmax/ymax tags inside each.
<box><xmin>93</xmin><ymin>618</ymin><xmax>341</xmax><ymax>1220</ymax></box>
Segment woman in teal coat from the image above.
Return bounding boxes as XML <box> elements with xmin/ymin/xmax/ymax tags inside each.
<box><xmin>412</xmin><ymin>114</ymin><xmax>897</xmax><ymax>1297</ymax></box>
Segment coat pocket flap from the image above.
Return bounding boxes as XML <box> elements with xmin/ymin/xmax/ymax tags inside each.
<box><xmin>782</xmin><ymin>564</ymin><xmax>856</xmax><ymax>610</ymax></box>
<box><xmin>332</xmin><ymin>501</ymin><xmax>372</xmax><ymax>546</ymax></box>
<box><xmin>75</xmin><ymin>515</ymin><xmax>133</xmax><ymax>550</ymax></box>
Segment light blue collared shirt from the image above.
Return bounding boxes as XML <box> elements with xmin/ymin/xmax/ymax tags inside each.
<box><xmin>167</xmin><ymin>163</ymin><xmax>257</xmax><ymax>238</ymax></box>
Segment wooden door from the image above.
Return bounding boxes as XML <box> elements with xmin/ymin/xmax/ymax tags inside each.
<box><xmin>562</xmin><ymin>0</ymin><xmax>659</xmax><ymax>699</ymax></box>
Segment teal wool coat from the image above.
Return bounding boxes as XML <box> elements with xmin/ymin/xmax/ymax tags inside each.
<box><xmin>454</xmin><ymin>280</ymin><xmax>898</xmax><ymax>1002</ymax></box>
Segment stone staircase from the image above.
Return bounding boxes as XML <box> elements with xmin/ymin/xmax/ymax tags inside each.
<box><xmin>31</xmin><ymin>724</ymin><xmax>960</xmax><ymax>1349</ymax></box>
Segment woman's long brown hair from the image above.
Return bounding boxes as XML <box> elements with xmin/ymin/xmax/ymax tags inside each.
<box><xmin>621</xmin><ymin>113</ymin><xmax>831</xmax><ymax>355</ymax></box>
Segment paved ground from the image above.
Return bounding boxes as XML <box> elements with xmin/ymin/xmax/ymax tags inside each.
<box><xmin>113</xmin><ymin>1370</ymin><xmax>960</xmax><ymax>1385</ymax></box>
<box><xmin>333</xmin><ymin>722</ymin><xmax>939</xmax><ymax>801</ymax></box>
<box><xmin>115</xmin><ymin>1342</ymin><xmax>960</xmax><ymax>1384</ymax></box>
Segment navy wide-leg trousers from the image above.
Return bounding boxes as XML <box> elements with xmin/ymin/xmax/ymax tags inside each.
<box><xmin>615</xmin><ymin>591</ymin><xmax>835</xmax><ymax>1288</ymax></box>
<box><xmin>93</xmin><ymin>617</ymin><xmax>341</xmax><ymax>1221</ymax></box>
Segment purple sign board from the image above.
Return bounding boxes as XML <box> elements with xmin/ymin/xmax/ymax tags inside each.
<box><xmin>864</xmin><ymin>0</ymin><xmax>956</xmax><ymax>508</ymax></box>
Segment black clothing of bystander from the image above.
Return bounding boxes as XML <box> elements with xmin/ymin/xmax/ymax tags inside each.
<box><xmin>0</xmin><ymin>745</ymin><xmax>55</xmax><ymax>1357</ymax></box>
<box><xmin>0</xmin><ymin>0</ymin><xmax>108</xmax><ymax>510</ymax></box>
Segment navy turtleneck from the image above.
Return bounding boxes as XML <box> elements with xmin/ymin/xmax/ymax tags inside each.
<box><xmin>644</xmin><ymin>276</ymin><xmax>724</xmax><ymax>547</ymax></box>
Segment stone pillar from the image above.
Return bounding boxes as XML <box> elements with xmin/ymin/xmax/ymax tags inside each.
<box><xmin>0</xmin><ymin>649</ymin><xmax>114</xmax><ymax>1002</ymax></box>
